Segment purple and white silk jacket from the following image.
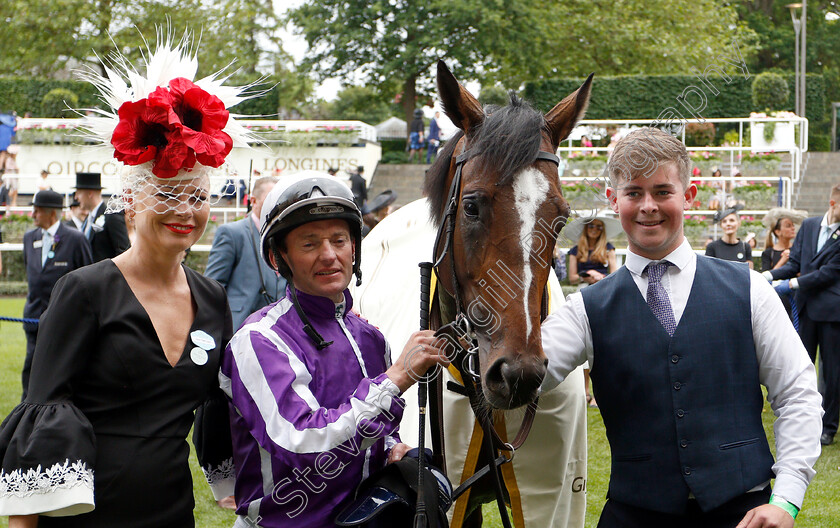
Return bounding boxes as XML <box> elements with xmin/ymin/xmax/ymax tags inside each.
<box><xmin>220</xmin><ymin>287</ymin><xmax>405</xmax><ymax>528</ymax></box>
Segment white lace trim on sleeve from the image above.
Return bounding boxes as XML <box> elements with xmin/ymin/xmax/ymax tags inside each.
<box><xmin>202</xmin><ymin>457</ymin><xmax>236</xmax><ymax>500</ymax></box>
<box><xmin>0</xmin><ymin>459</ymin><xmax>95</xmax><ymax>516</ymax></box>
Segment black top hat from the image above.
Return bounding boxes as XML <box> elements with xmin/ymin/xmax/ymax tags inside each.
<box><xmin>362</xmin><ymin>190</ymin><xmax>398</xmax><ymax>215</ymax></box>
<box><xmin>32</xmin><ymin>190</ymin><xmax>65</xmax><ymax>209</ymax></box>
<box><xmin>74</xmin><ymin>172</ymin><xmax>103</xmax><ymax>190</ymax></box>
<box><xmin>69</xmin><ymin>198</ymin><xmax>81</xmax><ymax>208</ymax></box>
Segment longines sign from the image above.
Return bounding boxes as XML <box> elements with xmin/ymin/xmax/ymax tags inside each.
<box><xmin>14</xmin><ymin>143</ymin><xmax>381</xmax><ymax>194</ymax></box>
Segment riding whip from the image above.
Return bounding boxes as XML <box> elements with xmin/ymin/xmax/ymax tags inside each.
<box><xmin>414</xmin><ymin>261</ymin><xmax>434</xmax><ymax>527</ymax></box>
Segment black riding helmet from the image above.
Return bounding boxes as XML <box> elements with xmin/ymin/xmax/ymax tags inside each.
<box><xmin>260</xmin><ymin>174</ymin><xmax>364</xmax><ymax>286</ymax></box>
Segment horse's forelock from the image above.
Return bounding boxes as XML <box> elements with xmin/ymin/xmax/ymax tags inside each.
<box><xmin>423</xmin><ymin>95</ymin><xmax>552</xmax><ymax>226</ymax></box>
<box><xmin>472</xmin><ymin>95</ymin><xmax>544</xmax><ymax>186</ymax></box>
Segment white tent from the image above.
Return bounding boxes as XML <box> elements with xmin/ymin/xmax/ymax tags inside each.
<box><xmin>374</xmin><ymin>116</ymin><xmax>407</xmax><ymax>140</ymax></box>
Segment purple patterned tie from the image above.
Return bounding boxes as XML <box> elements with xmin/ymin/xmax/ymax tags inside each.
<box><xmin>645</xmin><ymin>261</ymin><xmax>676</xmax><ymax>336</ymax></box>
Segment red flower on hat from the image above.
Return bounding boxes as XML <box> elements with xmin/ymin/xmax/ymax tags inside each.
<box><xmin>111</xmin><ymin>77</ymin><xmax>231</xmax><ymax>178</ymax></box>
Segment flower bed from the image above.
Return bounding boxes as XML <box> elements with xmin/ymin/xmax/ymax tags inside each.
<box><xmin>732</xmin><ymin>182</ymin><xmax>778</xmax><ymax>209</ymax></box>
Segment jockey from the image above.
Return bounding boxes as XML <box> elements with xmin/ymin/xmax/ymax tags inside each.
<box><xmin>220</xmin><ymin>172</ymin><xmax>447</xmax><ymax>528</ymax></box>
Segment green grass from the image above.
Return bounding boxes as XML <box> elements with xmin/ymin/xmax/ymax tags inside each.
<box><xmin>1</xmin><ymin>296</ymin><xmax>838</xmax><ymax>527</ymax></box>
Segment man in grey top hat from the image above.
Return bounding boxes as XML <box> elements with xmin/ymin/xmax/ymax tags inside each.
<box><xmin>74</xmin><ymin>172</ymin><xmax>130</xmax><ymax>261</ymax></box>
<box><xmin>21</xmin><ymin>190</ymin><xmax>92</xmax><ymax>399</ymax></box>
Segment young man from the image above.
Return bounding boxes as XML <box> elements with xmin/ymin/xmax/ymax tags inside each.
<box><xmin>205</xmin><ymin>176</ymin><xmax>286</xmax><ymax>330</ymax></box>
<box><xmin>766</xmin><ymin>183</ymin><xmax>840</xmax><ymax>446</ymax></box>
<box><xmin>541</xmin><ymin>128</ymin><xmax>822</xmax><ymax>528</ymax></box>
<box><xmin>220</xmin><ymin>174</ymin><xmax>446</xmax><ymax>527</ymax></box>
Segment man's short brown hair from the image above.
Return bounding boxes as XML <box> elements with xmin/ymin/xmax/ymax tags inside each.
<box><xmin>608</xmin><ymin>128</ymin><xmax>691</xmax><ymax>189</ymax></box>
<box><xmin>252</xmin><ymin>176</ymin><xmax>278</xmax><ymax>200</ymax></box>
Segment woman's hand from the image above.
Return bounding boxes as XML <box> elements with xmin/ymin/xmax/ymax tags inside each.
<box><xmin>9</xmin><ymin>515</ymin><xmax>38</xmax><ymax>528</ymax></box>
<box><xmin>387</xmin><ymin>443</ymin><xmax>412</xmax><ymax>464</ymax></box>
<box><xmin>585</xmin><ymin>270</ymin><xmax>605</xmax><ymax>283</ymax></box>
<box><xmin>386</xmin><ymin>330</ymin><xmax>449</xmax><ymax>392</ymax></box>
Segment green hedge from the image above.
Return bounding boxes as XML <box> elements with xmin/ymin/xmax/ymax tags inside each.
<box><xmin>524</xmin><ymin>73</ymin><xmax>825</xmax><ymax>123</ymax></box>
<box><xmin>0</xmin><ymin>78</ymin><xmax>100</xmax><ymax>115</ymax></box>
<box><xmin>0</xmin><ymin>77</ymin><xmax>278</xmax><ymax>116</ymax></box>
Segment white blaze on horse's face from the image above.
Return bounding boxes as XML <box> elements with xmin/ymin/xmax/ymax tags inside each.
<box><xmin>513</xmin><ymin>167</ymin><xmax>550</xmax><ymax>338</ymax></box>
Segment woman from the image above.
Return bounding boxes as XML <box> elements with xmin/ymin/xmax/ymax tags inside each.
<box><xmin>706</xmin><ymin>206</ymin><xmax>753</xmax><ymax>269</ymax></box>
<box><xmin>761</xmin><ymin>207</ymin><xmax>807</xmax><ymax>272</ymax></box>
<box><xmin>564</xmin><ymin>213</ymin><xmax>621</xmax><ymax>408</ymax></box>
<box><xmin>567</xmin><ymin>216</ymin><xmax>619</xmax><ymax>286</ymax></box>
<box><xmin>708</xmin><ymin>166</ymin><xmax>724</xmax><ymax>210</ymax></box>
<box><xmin>761</xmin><ymin>208</ymin><xmax>808</xmax><ymax>320</ymax></box>
<box><xmin>0</xmin><ymin>34</ymin><xmax>249</xmax><ymax>527</ymax></box>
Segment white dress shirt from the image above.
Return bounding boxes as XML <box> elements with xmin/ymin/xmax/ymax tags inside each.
<box><xmin>817</xmin><ymin>211</ymin><xmax>840</xmax><ymax>253</ymax></box>
<box><xmin>541</xmin><ymin>238</ymin><xmax>822</xmax><ymax>508</ymax></box>
<box><xmin>41</xmin><ymin>220</ymin><xmax>61</xmax><ymax>266</ymax></box>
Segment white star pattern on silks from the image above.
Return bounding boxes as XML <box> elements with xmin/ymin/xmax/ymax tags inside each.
<box><xmin>645</xmin><ymin>261</ymin><xmax>677</xmax><ymax>336</ymax></box>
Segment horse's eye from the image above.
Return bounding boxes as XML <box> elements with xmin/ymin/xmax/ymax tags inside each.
<box><xmin>463</xmin><ymin>200</ymin><xmax>480</xmax><ymax>217</ymax></box>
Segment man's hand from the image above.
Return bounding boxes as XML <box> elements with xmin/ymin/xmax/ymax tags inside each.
<box><xmin>387</xmin><ymin>443</ymin><xmax>412</xmax><ymax>464</ymax></box>
<box><xmin>386</xmin><ymin>330</ymin><xmax>449</xmax><ymax>392</ymax></box>
<box><xmin>736</xmin><ymin>504</ymin><xmax>794</xmax><ymax>528</ymax></box>
<box><xmin>773</xmin><ymin>280</ymin><xmax>792</xmax><ymax>295</ymax></box>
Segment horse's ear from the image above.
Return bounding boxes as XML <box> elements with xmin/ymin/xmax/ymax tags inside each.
<box><xmin>544</xmin><ymin>73</ymin><xmax>594</xmax><ymax>148</ymax></box>
<box><xmin>437</xmin><ymin>60</ymin><xmax>484</xmax><ymax>133</ymax></box>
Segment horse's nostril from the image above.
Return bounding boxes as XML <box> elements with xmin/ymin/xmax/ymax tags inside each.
<box><xmin>484</xmin><ymin>358</ymin><xmax>507</xmax><ymax>391</ymax></box>
<box><xmin>500</xmin><ymin>362</ymin><xmax>516</xmax><ymax>385</ymax></box>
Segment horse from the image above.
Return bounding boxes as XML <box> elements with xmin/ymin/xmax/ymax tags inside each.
<box><xmin>354</xmin><ymin>61</ymin><xmax>592</xmax><ymax>527</ymax></box>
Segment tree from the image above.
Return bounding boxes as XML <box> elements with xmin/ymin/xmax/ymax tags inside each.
<box><xmin>286</xmin><ymin>0</ymin><xmax>758</xmax><ymax>126</ymax></box>
<box><xmin>735</xmin><ymin>1</ymin><xmax>840</xmax><ymax>145</ymax></box>
<box><xmin>286</xmin><ymin>0</ymin><xmax>561</xmax><ymax>127</ymax></box>
<box><xmin>0</xmin><ymin>0</ymin><xmax>309</xmax><ymax>89</ymax></box>
<box><xmin>543</xmin><ymin>1</ymin><xmax>758</xmax><ymax>77</ymax></box>
<box><xmin>327</xmin><ymin>85</ymin><xmax>396</xmax><ymax>125</ymax></box>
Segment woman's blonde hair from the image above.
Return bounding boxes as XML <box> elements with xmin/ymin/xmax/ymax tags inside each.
<box><xmin>577</xmin><ymin>220</ymin><xmax>608</xmax><ymax>265</ymax></box>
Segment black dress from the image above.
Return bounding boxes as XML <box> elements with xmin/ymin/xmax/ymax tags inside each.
<box><xmin>0</xmin><ymin>260</ymin><xmax>233</xmax><ymax>527</ymax></box>
<box><xmin>705</xmin><ymin>239</ymin><xmax>752</xmax><ymax>264</ymax></box>
<box><xmin>761</xmin><ymin>247</ymin><xmax>794</xmax><ymax>317</ymax></box>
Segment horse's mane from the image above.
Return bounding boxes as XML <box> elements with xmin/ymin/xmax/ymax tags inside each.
<box><xmin>423</xmin><ymin>93</ymin><xmax>545</xmax><ymax>226</ymax></box>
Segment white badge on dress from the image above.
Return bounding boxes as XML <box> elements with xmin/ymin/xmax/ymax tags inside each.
<box><xmin>33</xmin><ymin>240</ymin><xmax>43</xmax><ymax>249</ymax></box>
<box><xmin>190</xmin><ymin>330</ymin><xmax>216</xmax><ymax>351</ymax></box>
<box><xmin>737</xmin><ymin>252</ymin><xmax>744</xmax><ymax>259</ymax></box>
<box><xmin>190</xmin><ymin>347</ymin><xmax>208</xmax><ymax>366</ymax></box>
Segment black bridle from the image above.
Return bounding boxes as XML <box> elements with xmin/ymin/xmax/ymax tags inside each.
<box><xmin>415</xmin><ymin>139</ymin><xmax>560</xmax><ymax>528</ymax></box>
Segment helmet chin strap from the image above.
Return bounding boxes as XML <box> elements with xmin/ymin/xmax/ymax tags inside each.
<box><xmin>288</xmin><ymin>283</ymin><xmax>334</xmax><ymax>350</ymax></box>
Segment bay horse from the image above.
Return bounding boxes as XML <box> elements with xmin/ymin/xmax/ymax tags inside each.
<box><xmin>355</xmin><ymin>61</ymin><xmax>592</xmax><ymax>527</ymax></box>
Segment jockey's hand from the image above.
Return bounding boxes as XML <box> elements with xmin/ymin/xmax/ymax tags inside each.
<box><xmin>735</xmin><ymin>504</ymin><xmax>794</xmax><ymax>528</ymax></box>
<box><xmin>217</xmin><ymin>495</ymin><xmax>236</xmax><ymax>509</ymax></box>
<box><xmin>387</xmin><ymin>330</ymin><xmax>449</xmax><ymax>392</ymax></box>
<box><xmin>388</xmin><ymin>443</ymin><xmax>412</xmax><ymax>464</ymax></box>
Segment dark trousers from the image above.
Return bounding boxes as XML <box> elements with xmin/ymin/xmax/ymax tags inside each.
<box><xmin>799</xmin><ymin>314</ymin><xmax>840</xmax><ymax>436</ymax></box>
<box><xmin>597</xmin><ymin>487</ymin><xmax>771</xmax><ymax>528</ymax></box>
<box><xmin>22</xmin><ymin>329</ymin><xmax>37</xmax><ymax>401</ymax></box>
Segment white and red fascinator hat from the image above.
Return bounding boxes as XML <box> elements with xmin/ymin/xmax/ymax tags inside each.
<box><xmin>79</xmin><ymin>30</ymin><xmax>261</xmax><ymax>212</ymax></box>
